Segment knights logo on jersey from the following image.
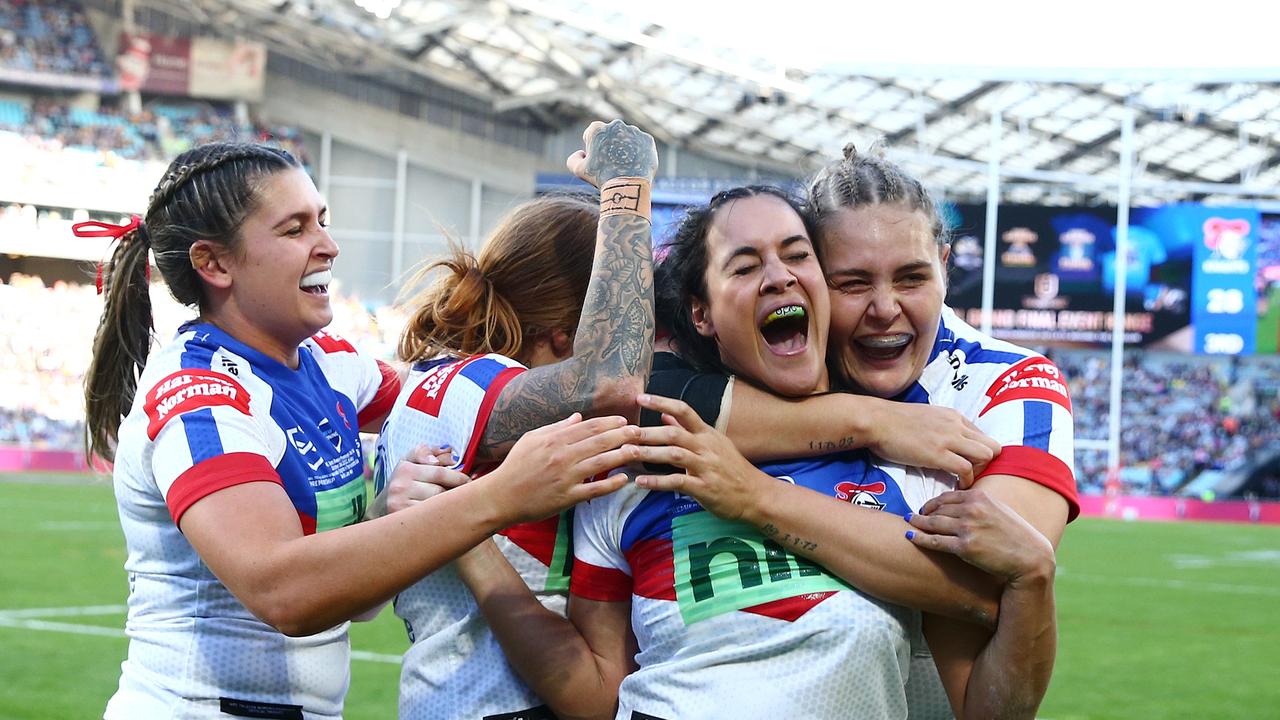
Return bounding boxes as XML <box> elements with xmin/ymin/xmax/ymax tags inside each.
<box><xmin>318</xmin><ymin>417</ymin><xmax>343</xmax><ymax>452</ymax></box>
<box><xmin>834</xmin><ymin>480</ymin><xmax>887</xmax><ymax>510</ymax></box>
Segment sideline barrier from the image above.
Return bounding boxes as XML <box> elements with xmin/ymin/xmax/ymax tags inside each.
<box><xmin>1080</xmin><ymin>494</ymin><xmax>1280</xmax><ymax>525</ymax></box>
<box><xmin>0</xmin><ymin>446</ymin><xmax>110</xmax><ymax>473</ymax></box>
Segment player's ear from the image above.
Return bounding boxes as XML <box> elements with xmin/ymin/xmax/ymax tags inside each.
<box><xmin>691</xmin><ymin>297</ymin><xmax>715</xmax><ymax>337</ymax></box>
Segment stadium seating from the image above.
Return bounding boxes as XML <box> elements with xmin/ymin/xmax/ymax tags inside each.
<box><xmin>0</xmin><ymin>0</ymin><xmax>110</xmax><ymax>77</ymax></box>
<box><xmin>0</xmin><ymin>272</ymin><xmax>403</xmax><ymax>452</ymax></box>
<box><xmin>1053</xmin><ymin>349</ymin><xmax>1280</xmax><ymax>498</ymax></box>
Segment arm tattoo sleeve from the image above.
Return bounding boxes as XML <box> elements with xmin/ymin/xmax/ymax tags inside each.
<box><xmin>478</xmin><ymin>212</ymin><xmax>655</xmax><ymax>458</ymax></box>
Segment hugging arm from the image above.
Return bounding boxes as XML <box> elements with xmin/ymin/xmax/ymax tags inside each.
<box><xmin>909</xmin><ymin>489</ymin><xmax>1060</xmax><ymax>719</ymax></box>
<box><xmin>457</xmin><ymin>543</ymin><xmax>634</xmax><ymax>720</ymax></box>
<box><xmin>476</xmin><ymin>120</ymin><xmax>657</xmax><ymax>461</ymax></box>
<box><xmin>723</xmin><ymin>380</ymin><xmax>1001</xmax><ymax>486</ymax></box>
<box><xmin>632</xmin><ymin>394</ymin><xmax>1002</xmax><ymax>627</ymax></box>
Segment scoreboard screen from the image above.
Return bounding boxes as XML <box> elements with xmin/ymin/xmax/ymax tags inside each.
<box><xmin>944</xmin><ymin>203</ymin><xmax>1272</xmax><ymax>355</ymax></box>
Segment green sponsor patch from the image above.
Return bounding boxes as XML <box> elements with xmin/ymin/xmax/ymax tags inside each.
<box><xmin>671</xmin><ymin>511</ymin><xmax>849</xmax><ymax>625</ymax></box>
<box><xmin>314</xmin><ymin>479</ymin><xmax>368</xmax><ymax>532</ymax></box>
<box><xmin>545</xmin><ymin>510</ymin><xmax>574</xmax><ymax>593</ymax></box>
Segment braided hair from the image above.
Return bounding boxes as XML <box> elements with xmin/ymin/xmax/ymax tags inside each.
<box><xmin>85</xmin><ymin>142</ymin><xmax>301</xmax><ymax>461</ymax></box>
<box><xmin>807</xmin><ymin>142</ymin><xmax>949</xmax><ymax>253</ymax></box>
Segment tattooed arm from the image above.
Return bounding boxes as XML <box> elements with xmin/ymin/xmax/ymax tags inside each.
<box><xmin>476</xmin><ymin>120</ymin><xmax>658</xmax><ymax>461</ymax></box>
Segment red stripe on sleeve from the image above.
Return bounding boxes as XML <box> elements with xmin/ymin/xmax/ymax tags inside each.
<box><xmin>459</xmin><ymin>366</ymin><xmax>526</xmax><ymax>474</ymax></box>
<box><xmin>357</xmin><ymin>360</ymin><xmax>401</xmax><ymax>430</ymax></box>
<box><xmin>167</xmin><ymin>452</ymin><xmax>281</xmax><ymax>527</ymax></box>
<box><xmin>979</xmin><ymin>445</ymin><xmax>1080</xmax><ymax>522</ymax></box>
<box><xmin>570</xmin><ymin>560</ymin><xmax>633</xmax><ymax>602</ymax></box>
<box><xmin>625</xmin><ymin>537</ymin><xmax>677</xmax><ymax>601</ymax></box>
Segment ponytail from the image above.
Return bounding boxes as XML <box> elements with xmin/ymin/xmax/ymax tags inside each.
<box><xmin>398</xmin><ymin>244</ymin><xmax>524</xmax><ymax>362</ymax></box>
<box><xmin>84</xmin><ymin>226</ymin><xmax>153</xmax><ymax>461</ymax></box>
<box><xmin>398</xmin><ymin>194</ymin><xmax>598</xmax><ymax>367</ymax></box>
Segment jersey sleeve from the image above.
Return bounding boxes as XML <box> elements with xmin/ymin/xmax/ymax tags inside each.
<box><xmin>570</xmin><ymin>490</ymin><xmax>635</xmax><ymax>602</ymax></box>
<box><xmin>973</xmin><ymin>356</ymin><xmax>1080</xmax><ymax>521</ymax></box>
<box><xmin>304</xmin><ymin>331</ymin><xmax>400</xmax><ymax>428</ymax></box>
<box><xmin>143</xmin><ymin>369</ymin><xmax>281</xmax><ymax>526</ymax></box>
<box><xmin>389</xmin><ymin>353</ymin><xmax>526</xmax><ymax>474</ymax></box>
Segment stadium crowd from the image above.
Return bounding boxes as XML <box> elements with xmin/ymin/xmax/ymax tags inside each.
<box><xmin>0</xmin><ymin>97</ymin><xmax>311</xmax><ymax>163</ymax></box>
<box><xmin>0</xmin><ymin>0</ymin><xmax>109</xmax><ymax>77</ymax></box>
<box><xmin>5</xmin><ymin>267</ymin><xmax>1278</xmax><ymax>498</ymax></box>
<box><xmin>0</xmin><ymin>272</ymin><xmax>401</xmax><ymax>449</ymax></box>
<box><xmin>1054</xmin><ymin>349</ymin><xmax>1280</xmax><ymax>497</ymax></box>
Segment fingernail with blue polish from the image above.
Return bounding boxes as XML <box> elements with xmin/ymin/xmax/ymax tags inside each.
<box><xmin>905</xmin><ymin>531</ymin><xmax>915</xmax><ymax>540</ymax></box>
<box><xmin>904</xmin><ymin>512</ymin><xmax>913</xmax><ymax>523</ymax></box>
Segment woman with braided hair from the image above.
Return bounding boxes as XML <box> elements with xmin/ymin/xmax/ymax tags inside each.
<box><xmin>87</xmin><ymin>140</ymin><xmax>638</xmax><ymax>719</ymax></box>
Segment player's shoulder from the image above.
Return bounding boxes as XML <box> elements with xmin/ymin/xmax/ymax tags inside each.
<box><xmin>133</xmin><ymin>326</ymin><xmax>263</xmax><ymax>440</ymax></box>
<box><xmin>938</xmin><ymin>307</ymin><xmax>1043</xmax><ymax>366</ymax></box>
<box><xmin>303</xmin><ymin>329</ymin><xmax>360</xmax><ymax>356</ymax></box>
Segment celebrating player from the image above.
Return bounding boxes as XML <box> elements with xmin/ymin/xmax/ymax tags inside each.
<box><xmin>86</xmin><ymin>142</ymin><xmax>634</xmax><ymax>719</ymax></box>
<box><xmin>371</xmin><ymin>119</ymin><xmax>657</xmax><ymax>719</ymax></box>
<box><xmin>629</xmin><ymin>145</ymin><xmax>1076</xmax><ymax>719</ymax></box>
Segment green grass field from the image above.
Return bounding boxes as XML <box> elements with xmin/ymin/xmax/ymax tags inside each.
<box><xmin>1</xmin><ymin>477</ymin><xmax>1278</xmax><ymax>719</ymax></box>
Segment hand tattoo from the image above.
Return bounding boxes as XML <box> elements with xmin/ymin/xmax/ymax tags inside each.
<box><xmin>584</xmin><ymin>120</ymin><xmax>658</xmax><ymax>184</ymax></box>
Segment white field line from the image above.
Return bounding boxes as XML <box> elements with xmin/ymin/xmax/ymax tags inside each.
<box><xmin>0</xmin><ymin>604</ymin><xmax>126</xmax><ymax>618</ymax></box>
<box><xmin>37</xmin><ymin>520</ymin><xmax>120</xmax><ymax>531</ymax></box>
<box><xmin>0</xmin><ymin>617</ymin><xmax>126</xmax><ymax>638</ymax></box>
<box><xmin>1057</xmin><ymin>570</ymin><xmax>1280</xmax><ymax>597</ymax></box>
<box><xmin>0</xmin><ymin>605</ymin><xmax>401</xmax><ymax>663</ymax></box>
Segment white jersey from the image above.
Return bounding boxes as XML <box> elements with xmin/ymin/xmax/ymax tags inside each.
<box><xmin>105</xmin><ymin>324</ymin><xmax>399</xmax><ymax>720</ymax></box>
<box><xmin>900</xmin><ymin>306</ymin><xmax>1077</xmax><ymax>720</ymax></box>
<box><xmin>572</xmin><ymin>451</ymin><xmax>924</xmax><ymax>720</ymax></box>
<box><xmin>373</xmin><ymin>354</ymin><xmax>567</xmax><ymax>720</ymax></box>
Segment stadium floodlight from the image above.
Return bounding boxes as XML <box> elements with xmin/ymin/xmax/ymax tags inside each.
<box><xmin>352</xmin><ymin>0</ymin><xmax>401</xmax><ymax>19</ymax></box>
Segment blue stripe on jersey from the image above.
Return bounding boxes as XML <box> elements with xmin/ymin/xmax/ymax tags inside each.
<box><xmin>948</xmin><ymin>335</ymin><xmax>1028</xmax><ymax>367</ymax></box>
<box><xmin>181</xmin><ymin>408</ymin><xmax>225</xmax><ymax>463</ymax></box>
<box><xmin>176</xmin><ymin>327</ymin><xmax>228</xmax><ymax>462</ymax></box>
<box><xmin>458</xmin><ymin>357</ymin><xmax>510</xmax><ymax>388</ymax></box>
<box><xmin>620</xmin><ymin>490</ymin><xmax>683</xmax><ymax>552</ymax></box>
<box><xmin>1022</xmin><ymin>401</ymin><xmax>1052</xmax><ymax>452</ymax></box>
<box><xmin>412</xmin><ymin>356</ymin><xmax>457</xmax><ymax>374</ymax></box>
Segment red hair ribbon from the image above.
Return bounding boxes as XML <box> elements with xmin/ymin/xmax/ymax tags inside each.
<box><xmin>72</xmin><ymin>216</ymin><xmax>144</xmax><ymax>295</ymax></box>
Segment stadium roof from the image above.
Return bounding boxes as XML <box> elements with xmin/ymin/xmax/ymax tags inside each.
<box><xmin>128</xmin><ymin>0</ymin><xmax>1280</xmax><ymax>206</ymax></box>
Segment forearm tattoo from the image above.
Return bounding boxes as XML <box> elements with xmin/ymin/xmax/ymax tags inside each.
<box><xmin>761</xmin><ymin>523</ymin><xmax>819</xmax><ymax>553</ymax></box>
<box><xmin>479</xmin><ymin>212</ymin><xmax>655</xmax><ymax>457</ymax></box>
<box><xmin>808</xmin><ymin>436</ymin><xmax>858</xmax><ymax>453</ymax></box>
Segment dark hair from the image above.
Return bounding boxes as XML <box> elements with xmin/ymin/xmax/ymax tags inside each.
<box><xmin>397</xmin><ymin>194</ymin><xmax>599</xmax><ymax>365</ymax></box>
<box><xmin>807</xmin><ymin>142</ymin><xmax>949</xmax><ymax>253</ymax></box>
<box><xmin>85</xmin><ymin>142</ymin><xmax>302</xmax><ymax>461</ymax></box>
<box><xmin>656</xmin><ymin>185</ymin><xmax>815</xmax><ymax>373</ymax></box>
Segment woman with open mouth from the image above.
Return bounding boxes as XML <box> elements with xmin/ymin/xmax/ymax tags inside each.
<box><xmin>618</xmin><ymin>147</ymin><xmax>1078</xmax><ymax>719</ymax></box>
<box><xmin>413</xmin><ymin>183</ymin><xmax>1053</xmax><ymax>719</ymax></box>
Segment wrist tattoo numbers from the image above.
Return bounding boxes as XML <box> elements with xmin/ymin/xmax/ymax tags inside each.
<box><xmin>761</xmin><ymin>523</ymin><xmax>817</xmax><ymax>552</ymax></box>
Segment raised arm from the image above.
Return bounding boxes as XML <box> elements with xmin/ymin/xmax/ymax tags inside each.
<box><xmin>476</xmin><ymin>120</ymin><xmax>657</xmax><ymax>461</ymax></box>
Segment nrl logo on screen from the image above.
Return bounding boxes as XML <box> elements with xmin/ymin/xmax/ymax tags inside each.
<box><xmin>1201</xmin><ymin>218</ymin><xmax>1250</xmax><ymax>275</ymax></box>
<box><xmin>1023</xmin><ymin>272</ymin><xmax>1068</xmax><ymax>309</ymax></box>
<box><xmin>1000</xmin><ymin>227</ymin><xmax>1037</xmax><ymax>267</ymax></box>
